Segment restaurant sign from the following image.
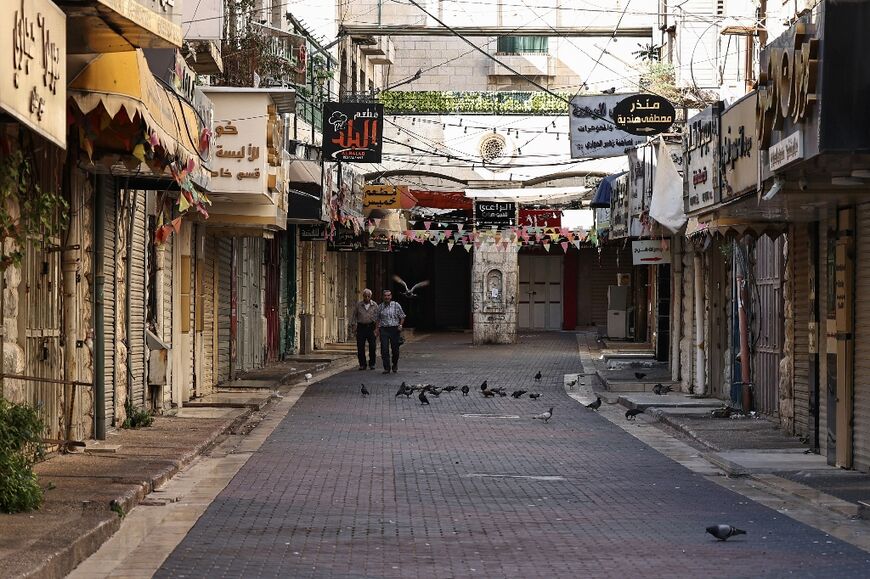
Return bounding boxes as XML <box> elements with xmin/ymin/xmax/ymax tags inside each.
<box><xmin>0</xmin><ymin>0</ymin><xmax>66</xmax><ymax>148</ymax></box>
<box><xmin>322</xmin><ymin>102</ymin><xmax>383</xmax><ymax>163</ymax></box>
<box><xmin>474</xmin><ymin>201</ymin><xmax>516</xmax><ymax>230</ymax></box>
<box><xmin>569</xmin><ymin>94</ymin><xmax>647</xmax><ymax>159</ymax></box>
<box><xmin>363</xmin><ymin>184</ymin><xmax>402</xmax><ymax>212</ymax></box>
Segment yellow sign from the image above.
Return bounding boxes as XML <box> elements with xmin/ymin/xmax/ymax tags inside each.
<box><xmin>0</xmin><ymin>0</ymin><xmax>66</xmax><ymax>148</ymax></box>
<box><xmin>364</xmin><ymin>185</ymin><xmax>403</xmax><ymax>212</ymax></box>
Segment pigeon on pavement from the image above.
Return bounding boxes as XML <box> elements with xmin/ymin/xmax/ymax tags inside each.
<box><xmin>634</xmin><ymin>372</ymin><xmax>647</xmax><ymax>380</ymax></box>
<box><xmin>511</xmin><ymin>390</ymin><xmax>528</xmax><ymax>398</ymax></box>
<box><xmin>480</xmin><ymin>380</ymin><xmax>488</xmax><ymax>391</ymax></box>
<box><xmin>418</xmin><ymin>390</ymin><xmax>430</xmax><ymax>405</ymax></box>
<box><xmin>653</xmin><ymin>383</ymin><xmax>672</xmax><ymax>396</ymax></box>
<box><xmin>361</xmin><ymin>384</ymin><xmax>370</xmax><ymax>396</ymax></box>
<box><xmin>533</xmin><ymin>407</ymin><xmax>554</xmax><ymax>423</ymax></box>
<box><xmin>395</xmin><ymin>382</ymin><xmax>408</xmax><ymax>397</ymax></box>
<box><xmin>567</xmin><ymin>378</ymin><xmax>577</xmax><ymax>389</ymax></box>
<box><xmin>706</xmin><ymin>525</ymin><xmax>747</xmax><ymax>541</ymax></box>
<box><xmin>529</xmin><ymin>393</ymin><xmax>541</xmax><ymax>400</ymax></box>
<box><xmin>443</xmin><ymin>385</ymin><xmax>458</xmax><ymax>393</ymax></box>
<box><xmin>461</xmin><ymin>385</ymin><xmax>470</xmax><ymax>396</ymax></box>
<box><xmin>625</xmin><ymin>408</ymin><xmax>643</xmax><ymax>420</ymax></box>
<box><xmin>534</xmin><ymin>371</ymin><xmax>542</xmax><ymax>382</ymax></box>
<box><xmin>482</xmin><ymin>389</ymin><xmax>496</xmax><ymax>398</ymax></box>
<box><xmin>498</xmin><ymin>390</ymin><xmax>507</xmax><ymax>397</ymax></box>
<box><xmin>586</xmin><ymin>396</ymin><xmax>602</xmax><ymax>410</ymax></box>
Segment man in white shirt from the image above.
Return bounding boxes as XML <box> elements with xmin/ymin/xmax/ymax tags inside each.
<box><xmin>351</xmin><ymin>289</ymin><xmax>378</xmax><ymax>370</ymax></box>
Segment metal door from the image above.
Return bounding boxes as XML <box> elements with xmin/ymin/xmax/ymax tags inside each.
<box><xmin>752</xmin><ymin>235</ymin><xmax>785</xmax><ymax>415</ymax></box>
<box><xmin>518</xmin><ymin>254</ymin><xmax>562</xmax><ymax>330</ymax></box>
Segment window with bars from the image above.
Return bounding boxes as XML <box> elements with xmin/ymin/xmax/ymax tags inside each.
<box><xmin>496</xmin><ymin>36</ymin><xmax>549</xmax><ymax>55</ymax></box>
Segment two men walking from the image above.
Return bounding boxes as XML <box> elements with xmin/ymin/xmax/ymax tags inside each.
<box><xmin>352</xmin><ymin>288</ymin><xmax>406</xmax><ymax>374</ymax></box>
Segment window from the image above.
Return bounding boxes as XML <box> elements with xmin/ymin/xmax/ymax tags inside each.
<box><xmin>497</xmin><ymin>36</ymin><xmax>549</xmax><ymax>55</ymax></box>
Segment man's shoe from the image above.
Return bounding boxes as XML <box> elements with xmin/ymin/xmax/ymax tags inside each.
<box><xmin>392</xmin><ymin>367</ymin><xmax>398</xmax><ymax>373</ymax></box>
<box><xmin>369</xmin><ymin>366</ymin><xmax>376</xmax><ymax>370</ymax></box>
<box><xmin>382</xmin><ymin>369</ymin><xmax>391</xmax><ymax>374</ymax></box>
<box><xmin>358</xmin><ymin>366</ymin><xmax>366</xmax><ymax>371</ymax></box>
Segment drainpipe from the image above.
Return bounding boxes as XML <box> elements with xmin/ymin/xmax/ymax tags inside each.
<box><xmin>693</xmin><ymin>251</ymin><xmax>706</xmax><ymax>396</ymax></box>
<box><xmin>62</xmin><ymin>181</ymin><xmax>80</xmax><ymax>443</ymax></box>
<box><xmin>671</xmin><ymin>237</ymin><xmax>683</xmax><ymax>383</ymax></box>
<box><xmin>93</xmin><ymin>179</ymin><xmax>106</xmax><ymax>440</ymax></box>
<box><xmin>736</xmin><ymin>246</ymin><xmax>752</xmax><ymax>412</ymax></box>
<box><xmin>126</xmin><ymin>190</ymin><xmax>135</xmax><ymax>407</ymax></box>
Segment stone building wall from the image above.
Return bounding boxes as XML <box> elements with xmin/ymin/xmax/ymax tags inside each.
<box><xmin>472</xmin><ymin>242</ymin><xmax>518</xmax><ymax>345</ymax></box>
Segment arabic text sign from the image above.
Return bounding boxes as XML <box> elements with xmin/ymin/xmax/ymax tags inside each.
<box><xmin>363</xmin><ymin>184</ymin><xmax>402</xmax><ymax>212</ymax></box>
<box><xmin>720</xmin><ymin>93</ymin><xmax>757</xmax><ymax>200</ymax></box>
<box><xmin>209</xmin><ymin>93</ymin><xmax>270</xmax><ymax>194</ymax></box>
<box><xmin>322</xmin><ymin>102</ymin><xmax>383</xmax><ymax>163</ymax></box>
<box><xmin>612</xmin><ymin>94</ymin><xmax>676</xmax><ymax>136</ymax></box>
<box><xmin>569</xmin><ymin>95</ymin><xmax>647</xmax><ymax>159</ymax></box>
<box><xmin>475</xmin><ymin>201</ymin><xmax>516</xmax><ymax>229</ymax></box>
<box><xmin>299</xmin><ymin>224</ymin><xmax>327</xmax><ymax>241</ymax></box>
<box><xmin>632</xmin><ymin>239</ymin><xmax>671</xmax><ymax>265</ymax></box>
<box><xmin>683</xmin><ymin>104</ymin><xmax>721</xmax><ymax>214</ymax></box>
<box><xmin>0</xmin><ymin>0</ymin><xmax>66</xmax><ymax>148</ymax></box>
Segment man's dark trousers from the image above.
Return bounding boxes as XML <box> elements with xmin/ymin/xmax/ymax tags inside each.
<box><xmin>379</xmin><ymin>326</ymin><xmax>400</xmax><ymax>371</ymax></box>
<box><xmin>356</xmin><ymin>323</ymin><xmax>376</xmax><ymax>369</ymax></box>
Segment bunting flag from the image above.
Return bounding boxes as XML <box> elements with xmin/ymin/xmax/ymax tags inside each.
<box><xmin>424</xmin><ymin>221</ymin><xmax>432</xmax><ymax>230</ymax></box>
<box><xmin>373</xmin><ymin>217</ymin><xmax>382</xmax><ymax>228</ymax></box>
<box><xmin>447</xmin><ymin>240</ymin><xmax>455</xmax><ymax>251</ymax></box>
<box><xmin>464</xmin><ymin>242</ymin><xmax>472</xmax><ymax>252</ymax></box>
<box><xmin>574</xmin><ymin>240</ymin><xmax>582</xmax><ymax>250</ymax></box>
<box><xmin>561</xmin><ymin>241</ymin><xmax>569</xmax><ymax>252</ymax></box>
<box><xmin>543</xmin><ymin>241</ymin><xmax>551</xmax><ymax>252</ymax></box>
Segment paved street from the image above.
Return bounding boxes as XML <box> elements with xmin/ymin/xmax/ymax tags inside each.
<box><xmin>155</xmin><ymin>334</ymin><xmax>870</xmax><ymax>578</ymax></box>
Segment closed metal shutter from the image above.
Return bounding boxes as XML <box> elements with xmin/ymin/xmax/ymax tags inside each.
<box><xmin>253</xmin><ymin>237</ymin><xmax>264</xmax><ymax>368</ymax></box>
<box><xmin>236</xmin><ymin>239</ymin><xmax>250</xmax><ymax>371</ymax></box>
<box><xmin>99</xmin><ymin>176</ymin><xmax>117</xmax><ymax>429</ymax></box>
<box><xmin>751</xmin><ymin>235</ymin><xmax>784</xmax><ymax>416</ymax></box>
<box><xmin>128</xmin><ymin>191</ymin><xmax>147</xmax><ymax>408</ymax></box>
<box><xmin>578</xmin><ymin>245</ymin><xmax>632</xmax><ymax>328</ymax></box>
<box><xmin>852</xmin><ymin>204</ymin><xmax>870</xmax><ymax>470</ymax></box>
<box><xmin>161</xmin><ymin>236</ymin><xmax>173</xmax><ymax>346</ymax></box>
<box><xmin>202</xmin><ymin>235</ymin><xmax>217</xmax><ymax>394</ymax></box>
<box><xmin>217</xmin><ymin>238</ymin><xmax>232</xmax><ymax>383</ymax></box>
<box><xmin>793</xmin><ymin>225</ymin><xmax>812</xmax><ymax>438</ymax></box>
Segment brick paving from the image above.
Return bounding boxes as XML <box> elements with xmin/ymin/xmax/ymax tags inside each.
<box><xmin>157</xmin><ymin>333</ymin><xmax>870</xmax><ymax>578</ymax></box>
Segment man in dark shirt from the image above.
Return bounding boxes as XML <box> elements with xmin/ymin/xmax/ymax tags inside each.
<box><xmin>375</xmin><ymin>289</ymin><xmax>406</xmax><ymax>374</ymax></box>
<box><xmin>352</xmin><ymin>289</ymin><xmax>378</xmax><ymax>370</ymax></box>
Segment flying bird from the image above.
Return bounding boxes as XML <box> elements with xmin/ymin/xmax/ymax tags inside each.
<box><xmin>533</xmin><ymin>407</ymin><xmax>554</xmax><ymax>423</ymax></box>
<box><xmin>634</xmin><ymin>372</ymin><xmax>647</xmax><ymax>380</ymax></box>
<box><xmin>706</xmin><ymin>525</ymin><xmax>747</xmax><ymax>541</ymax></box>
<box><xmin>534</xmin><ymin>371</ymin><xmax>542</xmax><ymax>382</ymax></box>
<box><xmin>511</xmin><ymin>390</ymin><xmax>528</xmax><ymax>398</ymax></box>
<box><xmin>529</xmin><ymin>393</ymin><xmax>541</xmax><ymax>400</ymax></box>
<box><xmin>461</xmin><ymin>385</ymin><xmax>470</xmax><ymax>396</ymax></box>
<box><xmin>418</xmin><ymin>390</ymin><xmax>430</xmax><ymax>405</ymax></box>
<box><xmin>393</xmin><ymin>274</ymin><xmax>430</xmax><ymax>298</ymax></box>
<box><xmin>653</xmin><ymin>383</ymin><xmax>672</xmax><ymax>396</ymax></box>
<box><xmin>625</xmin><ymin>408</ymin><xmax>643</xmax><ymax>420</ymax></box>
<box><xmin>361</xmin><ymin>384</ymin><xmax>370</xmax><ymax>396</ymax></box>
<box><xmin>586</xmin><ymin>396</ymin><xmax>602</xmax><ymax>410</ymax></box>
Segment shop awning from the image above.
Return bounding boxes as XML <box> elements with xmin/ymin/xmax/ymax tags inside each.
<box><xmin>685</xmin><ymin>216</ymin><xmax>788</xmax><ymax>238</ymax></box>
<box><xmin>464</xmin><ymin>186</ymin><xmax>589</xmax><ymax>204</ymax></box>
<box><xmin>69</xmin><ymin>49</ymin><xmax>201</xmax><ymax>163</ymax></box>
<box><xmin>287</xmin><ymin>159</ymin><xmax>322</xmax><ymax>189</ymax></box>
<box><xmin>589</xmin><ymin>172</ymin><xmax>626</xmax><ymax>208</ymax></box>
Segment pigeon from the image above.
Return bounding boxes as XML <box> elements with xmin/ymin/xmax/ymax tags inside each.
<box><xmin>602</xmin><ymin>86</ymin><xmax>616</xmax><ymax>94</ymax></box>
<box><xmin>429</xmin><ymin>387</ymin><xmax>442</xmax><ymax>397</ymax></box>
<box><xmin>586</xmin><ymin>396</ymin><xmax>602</xmax><ymax>410</ymax></box>
<box><xmin>498</xmin><ymin>390</ymin><xmax>507</xmax><ymax>397</ymax></box>
<box><xmin>529</xmin><ymin>393</ymin><xmax>541</xmax><ymax>400</ymax></box>
<box><xmin>480</xmin><ymin>380</ymin><xmax>488</xmax><ymax>391</ymax></box>
<box><xmin>534</xmin><ymin>371</ymin><xmax>542</xmax><ymax>382</ymax></box>
<box><xmin>482</xmin><ymin>389</ymin><xmax>496</xmax><ymax>398</ymax></box>
<box><xmin>443</xmin><ymin>385</ymin><xmax>458</xmax><ymax>393</ymax></box>
<box><xmin>418</xmin><ymin>390</ymin><xmax>430</xmax><ymax>405</ymax></box>
<box><xmin>511</xmin><ymin>390</ymin><xmax>528</xmax><ymax>398</ymax></box>
<box><xmin>653</xmin><ymin>383</ymin><xmax>672</xmax><ymax>396</ymax></box>
<box><xmin>533</xmin><ymin>407</ymin><xmax>554</xmax><ymax>423</ymax></box>
<box><xmin>706</xmin><ymin>525</ymin><xmax>747</xmax><ymax>541</ymax></box>
<box><xmin>393</xmin><ymin>274</ymin><xmax>430</xmax><ymax>298</ymax></box>
<box><xmin>567</xmin><ymin>378</ymin><xmax>577</xmax><ymax>389</ymax></box>
<box><xmin>461</xmin><ymin>385</ymin><xmax>470</xmax><ymax>396</ymax></box>
<box><xmin>361</xmin><ymin>384</ymin><xmax>370</xmax><ymax>396</ymax></box>
<box><xmin>304</xmin><ymin>373</ymin><xmax>312</xmax><ymax>381</ymax></box>
<box><xmin>491</xmin><ymin>387</ymin><xmax>506</xmax><ymax>394</ymax></box>
<box><xmin>625</xmin><ymin>408</ymin><xmax>643</xmax><ymax>420</ymax></box>
<box><xmin>395</xmin><ymin>382</ymin><xmax>408</xmax><ymax>397</ymax></box>
<box><xmin>634</xmin><ymin>372</ymin><xmax>646</xmax><ymax>380</ymax></box>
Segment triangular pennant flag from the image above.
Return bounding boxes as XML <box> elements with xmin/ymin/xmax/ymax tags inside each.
<box><xmin>367</xmin><ymin>224</ymin><xmax>376</xmax><ymax>234</ymax></box>
<box><xmin>543</xmin><ymin>241</ymin><xmax>551</xmax><ymax>252</ymax></box>
<box><xmin>424</xmin><ymin>221</ymin><xmax>432</xmax><ymax>230</ymax></box>
<box><xmin>171</xmin><ymin>217</ymin><xmax>183</xmax><ymax>233</ymax></box>
<box><xmin>447</xmin><ymin>240</ymin><xmax>455</xmax><ymax>251</ymax></box>
<box><xmin>573</xmin><ymin>240</ymin><xmax>582</xmax><ymax>249</ymax></box>
<box><xmin>178</xmin><ymin>193</ymin><xmax>191</xmax><ymax>213</ymax></box>
<box><xmin>464</xmin><ymin>242</ymin><xmax>473</xmax><ymax>252</ymax></box>
<box><xmin>373</xmin><ymin>218</ymin><xmax>382</xmax><ymax>228</ymax></box>
<box><xmin>561</xmin><ymin>241</ymin><xmax>569</xmax><ymax>252</ymax></box>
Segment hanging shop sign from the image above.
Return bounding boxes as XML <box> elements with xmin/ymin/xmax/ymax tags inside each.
<box><xmin>612</xmin><ymin>94</ymin><xmax>676</xmax><ymax>136</ymax></box>
<box><xmin>768</xmin><ymin>131</ymin><xmax>803</xmax><ymax>172</ymax></box>
<box><xmin>327</xmin><ymin>223</ymin><xmax>365</xmax><ymax>252</ymax></box>
<box><xmin>474</xmin><ymin>201</ymin><xmax>516</xmax><ymax>230</ymax></box>
<box><xmin>569</xmin><ymin>94</ymin><xmax>647</xmax><ymax>159</ymax></box>
<box><xmin>368</xmin><ymin>232</ymin><xmax>391</xmax><ymax>252</ymax></box>
<box><xmin>209</xmin><ymin>108</ymin><xmax>268</xmax><ymax>194</ymax></box>
<box><xmin>322</xmin><ymin>102</ymin><xmax>383</xmax><ymax>162</ymax></box>
<box><xmin>683</xmin><ymin>104</ymin><xmax>722</xmax><ymax>215</ymax></box>
<box><xmin>632</xmin><ymin>239</ymin><xmax>671</xmax><ymax>265</ymax></box>
<box><xmin>609</xmin><ymin>172</ymin><xmax>630</xmax><ymax>239</ymax></box>
<box><xmin>299</xmin><ymin>223</ymin><xmax>327</xmax><ymax>241</ymax></box>
<box><xmin>519</xmin><ymin>209</ymin><xmax>562</xmax><ymax>228</ymax></box>
<box><xmin>363</xmin><ymin>184</ymin><xmax>402</xmax><ymax>212</ymax></box>
<box><xmin>719</xmin><ymin>92</ymin><xmax>756</xmax><ymax>201</ymax></box>
<box><xmin>0</xmin><ymin>0</ymin><xmax>66</xmax><ymax>148</ymax></box>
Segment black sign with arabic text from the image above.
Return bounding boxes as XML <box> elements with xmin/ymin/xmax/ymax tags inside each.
<box><xmin>322</xmin><ymin>102</ymin><xmax>383</xmax><ymax>163</ymax></box>
<box><xmin>299</xmin><ymin>224</ymin><xmax>327</xmax><ymax>241</ymax></box>
<box><xmin>475</xmin><ymin>201</ymin><xmax>516</xmax><ymax>229</ymax></box>
<box><xmin>612</xmin><ymin>94</ymin><xmax>676</xmax><ymax>136</ymax></box>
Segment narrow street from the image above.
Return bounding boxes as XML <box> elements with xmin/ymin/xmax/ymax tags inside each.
<box><xmin>71</xmin><ymin>334</ymin><xmax>869</xmax><ymax>578</ymax></box>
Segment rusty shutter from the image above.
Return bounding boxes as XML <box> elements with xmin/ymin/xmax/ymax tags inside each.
<box><xmin>852</xmin><ymin>204</ymin><xmax>870</xmax><ymax>470</ymax></box>
<box><xmin>793</xmin><ymin>225</ymin><xmax>812</xmax><ymax>438</ymax></box>
<box><xmin>99</xmin><ymin>176</ymin><xmax>117</xmax><ymax>429</ymax></box>
<box><xmin>128</xmin><ymin>191</ymin><xmax>147</xmax><ymax>409</ymax></box>
<box><xmin>201</xmin><ymin>235</ymin><xmax>217</xmax><ymax>394</ymax></box>
<box><xmin>217</xmin><ymin>237</ymin><xmax>232</xmax><ymax>382</ymax></box>
<box><xmin>751</xmin><ymin>235</ymin><xmax>784</xmax><ymax>416</ymax></box>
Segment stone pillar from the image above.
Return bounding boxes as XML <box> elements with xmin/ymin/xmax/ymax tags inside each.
<box><xmin>472</xmin><ymin>242</ymin><xmax>519</xmax><ymax>345</ymax></box>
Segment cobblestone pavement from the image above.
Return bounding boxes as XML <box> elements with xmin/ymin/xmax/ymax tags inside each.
<box><xmin>157</xmin><ymin>333</ymin><xmax>870</xmax><ymax>578</ymax></box>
